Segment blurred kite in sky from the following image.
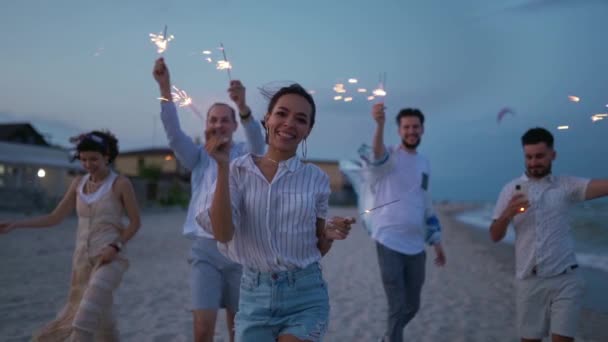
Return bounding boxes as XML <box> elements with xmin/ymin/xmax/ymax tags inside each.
<box><xmin>497</xmin><ymin>107</ymin><xmax>515</xmax><ymax>123</ymax></box>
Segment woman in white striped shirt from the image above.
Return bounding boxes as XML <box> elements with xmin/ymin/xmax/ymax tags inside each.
<box><xmin>198</xmin><ymin>84</ymin><xmax>355</xmax><ymax>342</ymax></box>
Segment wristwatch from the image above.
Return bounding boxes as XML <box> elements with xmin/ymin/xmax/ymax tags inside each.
<box><xmin>239</xmin><ymin>108</ymin><xmax>252</xmax><ymax>120</ymax></box>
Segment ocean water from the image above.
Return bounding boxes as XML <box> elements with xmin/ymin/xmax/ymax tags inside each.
<box><xmin>455</xmin><ymin>202</ymin><xmax>608</xmax><ymax>273</ymax></box>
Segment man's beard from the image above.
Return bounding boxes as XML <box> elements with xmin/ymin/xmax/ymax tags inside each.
<box><xmin>402</xmin><ymin>137</ymin><xmax>421</xmax><ymax>149</ymax></box>
<box><xmin>526</xmin><ymin>164</ymin><xmax>552</xmax><ymax>178</ymax></box>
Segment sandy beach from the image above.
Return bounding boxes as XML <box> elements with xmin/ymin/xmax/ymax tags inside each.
<box><xmin>1</xmin><ymin>205</ymin><xmax>607</xmax><ymax>341</ymax></box>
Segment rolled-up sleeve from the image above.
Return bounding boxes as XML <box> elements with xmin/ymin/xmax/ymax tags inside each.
<box><xmin>315</xmin><ymin>173</ymin><xmax>331</xmax><ymax>220</ymax></box>
<box><xmin>565</xmin><ymin>176</ymin><xmax>590</xmax><ymax>203</ymax></box>
<box><xmin>424</xmin><ymin>192</ymin><xmax>441</xmax><ymax>245</ymax></box>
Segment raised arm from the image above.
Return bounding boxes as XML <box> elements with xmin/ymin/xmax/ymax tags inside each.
<box><xmin>205</xmin><ymin>131</ymin><xmax>236</xmax><ymax>243</ymax></box>
<box><xmin>228</xmin><ymin>80</ymin><xmax>265</xmax><ymax>155</ymax></box>
<box><xmin>153</xmin><ymin>58</ymin><xmax>204</xmax><ymax>170</ymax></box>
<box><xmin>0</xmin><ymin>177</ymin><xmax>80</xmax><ymax>233</ymax></box>
<box><xmin>371</xmin><ymin>102</ymin><xmax>387</xmax><ymax>161</ymax></box>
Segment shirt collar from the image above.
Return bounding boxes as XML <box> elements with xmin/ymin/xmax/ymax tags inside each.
<box><xmin>243</xmin><ymin>153</ymin><xmax>302</xmax><ymax>172</ymax></box>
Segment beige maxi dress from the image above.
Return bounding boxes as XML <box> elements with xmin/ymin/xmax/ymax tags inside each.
<box><xmin>33</xmin><ymin>172</ymin><xmax>129</xmax><ymax>342</ymax></box>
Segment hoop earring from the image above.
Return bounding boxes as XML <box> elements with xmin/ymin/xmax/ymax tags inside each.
<box><xmin>266</xmin><ymin>126</ymin><xmax>270</xmax><ymax>143</ymax></box>
<box><xmin>301</xmin><ymin>138</ymin><xmax>308</xmax><ymax>159</ymax></box>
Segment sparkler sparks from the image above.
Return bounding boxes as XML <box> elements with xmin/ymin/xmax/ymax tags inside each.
<box><xmin>591</xmin><ymin>113</ymin><xmax>607</xmax><ymax>122</ymax></box>
<box><xmin>359</xmin><ymin>199</ymin><xmax>401</xmax><ymax>215</ymax></box>
<box><xmin>149</xmin><ymin>25</ymin><xmax>174</xmax><ymax>54</ymax></box>
<box><xmin>171</xmin><ymin>86</ymin><xmax>192</xmax><ymax>107</ymax></box>
<box><xmin>568</xmin><ymin>95</ymin><xmax>580</xmax><ymax>103</ymax></box>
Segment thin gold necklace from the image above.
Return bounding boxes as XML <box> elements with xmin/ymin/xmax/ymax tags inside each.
<box><xmin>263</xmin><ymin>156</ymin><xmax>279</xmax><ymax>164</ymax></box>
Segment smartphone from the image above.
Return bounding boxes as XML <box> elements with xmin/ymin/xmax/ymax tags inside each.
<box><xmin>514</xmin><ymin>183</ymin><xmax>529</xmax><ymax>213</ymax></box>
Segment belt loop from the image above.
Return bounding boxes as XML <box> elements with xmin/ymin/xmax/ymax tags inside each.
<box><xmin>255</xmin><ymin>271</ymin><xmax>260</xmax><ymax>286</ymax></box>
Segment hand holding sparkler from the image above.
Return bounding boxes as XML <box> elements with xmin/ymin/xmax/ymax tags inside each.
<box><xmin>204</xmin><ymin>128</ymin><xmax>231</xmax><ymax>164</ymax></box>
<box><xmin>324</xmin><ymin>216</ymin><xmax>356</xmax><ymax>241</ymax></box>
<box><xmin>227</xmin><ymin>80</ymin><xmax>250</xmax><ymax>115</ymax></box>
<box><xmin>153</xmin><ymin>58</ymin><xmax>172</xmax><ymax>101</ymax></box>
<box><xmin>371</xmin><ymin>102</ymin><xmax>386</xmax><ymax>126</ymax></box>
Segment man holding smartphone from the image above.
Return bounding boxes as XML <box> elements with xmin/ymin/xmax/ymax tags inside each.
<box><xmin>490</xmin><ymin>127</ymin><xmax>608</xmax><ymax>342</ymax></box>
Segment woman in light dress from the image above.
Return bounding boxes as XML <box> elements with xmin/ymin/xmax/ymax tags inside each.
<box><xmin>0</xmin><ymin>131</ymin><xmax>141</xmax><ymax>341</ymax></box>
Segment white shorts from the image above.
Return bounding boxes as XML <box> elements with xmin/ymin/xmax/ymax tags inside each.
<box><xmin>515</xmin><ymin>268</ymin><xmax>584</xmax><ymax>339</ymax></box>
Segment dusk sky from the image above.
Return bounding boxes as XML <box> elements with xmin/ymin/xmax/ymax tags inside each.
<box><xmin>1</xmin><ymin>0</ymin><xmax>607</xmax><ymax>200</ymax></box>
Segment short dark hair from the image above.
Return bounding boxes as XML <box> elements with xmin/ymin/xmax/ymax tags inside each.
<box><xmin>265</xmin><ymin>83</ymin><xmax>316</xmax><ymax>129</ymax></box>
<box><xmin>521</xmin><ymin>127</ymin><xmax>554</xmax><ymax>148</ymax></box>
<box><xmin>73</xmin><ymin>130</ymin><xmax>119</xmax><ymax>164</ymax></box>
<box><xmin>207</xmin><ymin>102</ymin><xmax>236</xmax><ymax>123</ymax></box>
<box><xmin>395</xmin><ymin>108</ymin><xmax>425</xmax><ymax>126</ymax></box>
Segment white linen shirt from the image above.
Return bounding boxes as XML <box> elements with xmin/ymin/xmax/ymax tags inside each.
<box><xmin>492</xmin><ymin>174</ymin><xmax>589</xmax><ymax>279</ymax></box>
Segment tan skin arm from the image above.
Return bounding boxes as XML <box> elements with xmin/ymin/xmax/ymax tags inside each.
<box><xmin>316</xmin><ymin>218</ymin><xmax>332</xmax><ymax>256</ymax></box>
<box><xmin>317</xmin><ymin>216</ymin><xmax>355</xmax><ymax>256</ymax></box>
<box><xmin>98</xmin><ymin>175</ymin><xmax>142</xmax><ymax>265</ymax></box>
<box><xmin>585</xmin><ymin>179</ymin><xmax>608</xmax><ymax>200</ymax></box>
<box><xmin>114</xmin><ymin>175</ymin><xmax>141</xmax><ymax>243</ymax></box>
<box><xmin>0</xmin><ymin>176</ymin><xmax>81</xmax><ymax>233</ymax></box>
<box><xmin>489</xmin><ymin>194</ymin><xmax>528</xmax><ymax>242</ymax></box>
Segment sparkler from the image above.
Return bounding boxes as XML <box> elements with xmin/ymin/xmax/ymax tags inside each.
<box><xmin>157</xmin><ymin>86</ymin><xmax>203</xmax><ymax>120</ymax></box>
<box><xmin>149</xmin><ymin>25</ymin><xmax>174</xmax><ymax>54</ymax></box>
<box><xmin>557</xmin><ymin>125</ymin><xmax>569</xmax><ymax>130</ymax></box>
<box><xmin>218</xmin><ymin>43</ymin><xmax>232</xmax><ymax>81</ymax></box>
<box><xmin>591</xmin><ymin>113</ymin><xmax>607</xmax><ymax>122</ymax></box>
<box><xmin>359</xmin><ymin>199</ymin><xmax>401</xmax><ymax>215</ymax></box>
<box><xmin>372</xmin><ymin>72</ymin><xmax>387</xmax><ymax>98</ymax></box>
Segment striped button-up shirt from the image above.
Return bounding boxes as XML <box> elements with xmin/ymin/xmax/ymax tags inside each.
<box><xmin>492</xmin><ymin>174</ymin><xmax>589</xmax><ymax>279</ymax></box>
<box><xmin>197</xmin><ymin>154</ymin><xmax>331</xmax><ymax>272</ymax></box>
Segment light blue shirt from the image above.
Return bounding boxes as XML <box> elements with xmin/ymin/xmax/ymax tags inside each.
<box><xmin>160</xmin><ymin>101</ymin><xmax>265</xmax><ymax>239</ymax></box>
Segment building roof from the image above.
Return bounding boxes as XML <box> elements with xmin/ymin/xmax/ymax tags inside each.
<box><xmin>119</xmin><ymin>147</ymin><xmax>175</xmax><ymax>157</ymax></box>
<box><xmin>0</xmin><ymin>123</ymin><xmax>49</xmax><ymax>146</ymax></box>
<box><xmin>0</xmin><ymin>141</ymin><xmax>82</xmax><ymax>169</ymax></box>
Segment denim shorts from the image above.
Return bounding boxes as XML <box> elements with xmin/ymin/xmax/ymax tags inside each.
<box><xmin>235</xmin><ymin>262</ymin><xmax>330</xmax><ymax>342</ymax></box>
<box><xmin>189</xmin><ymin>237</ymin><xmax>242</xmax><ymax>311</ymax></box>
